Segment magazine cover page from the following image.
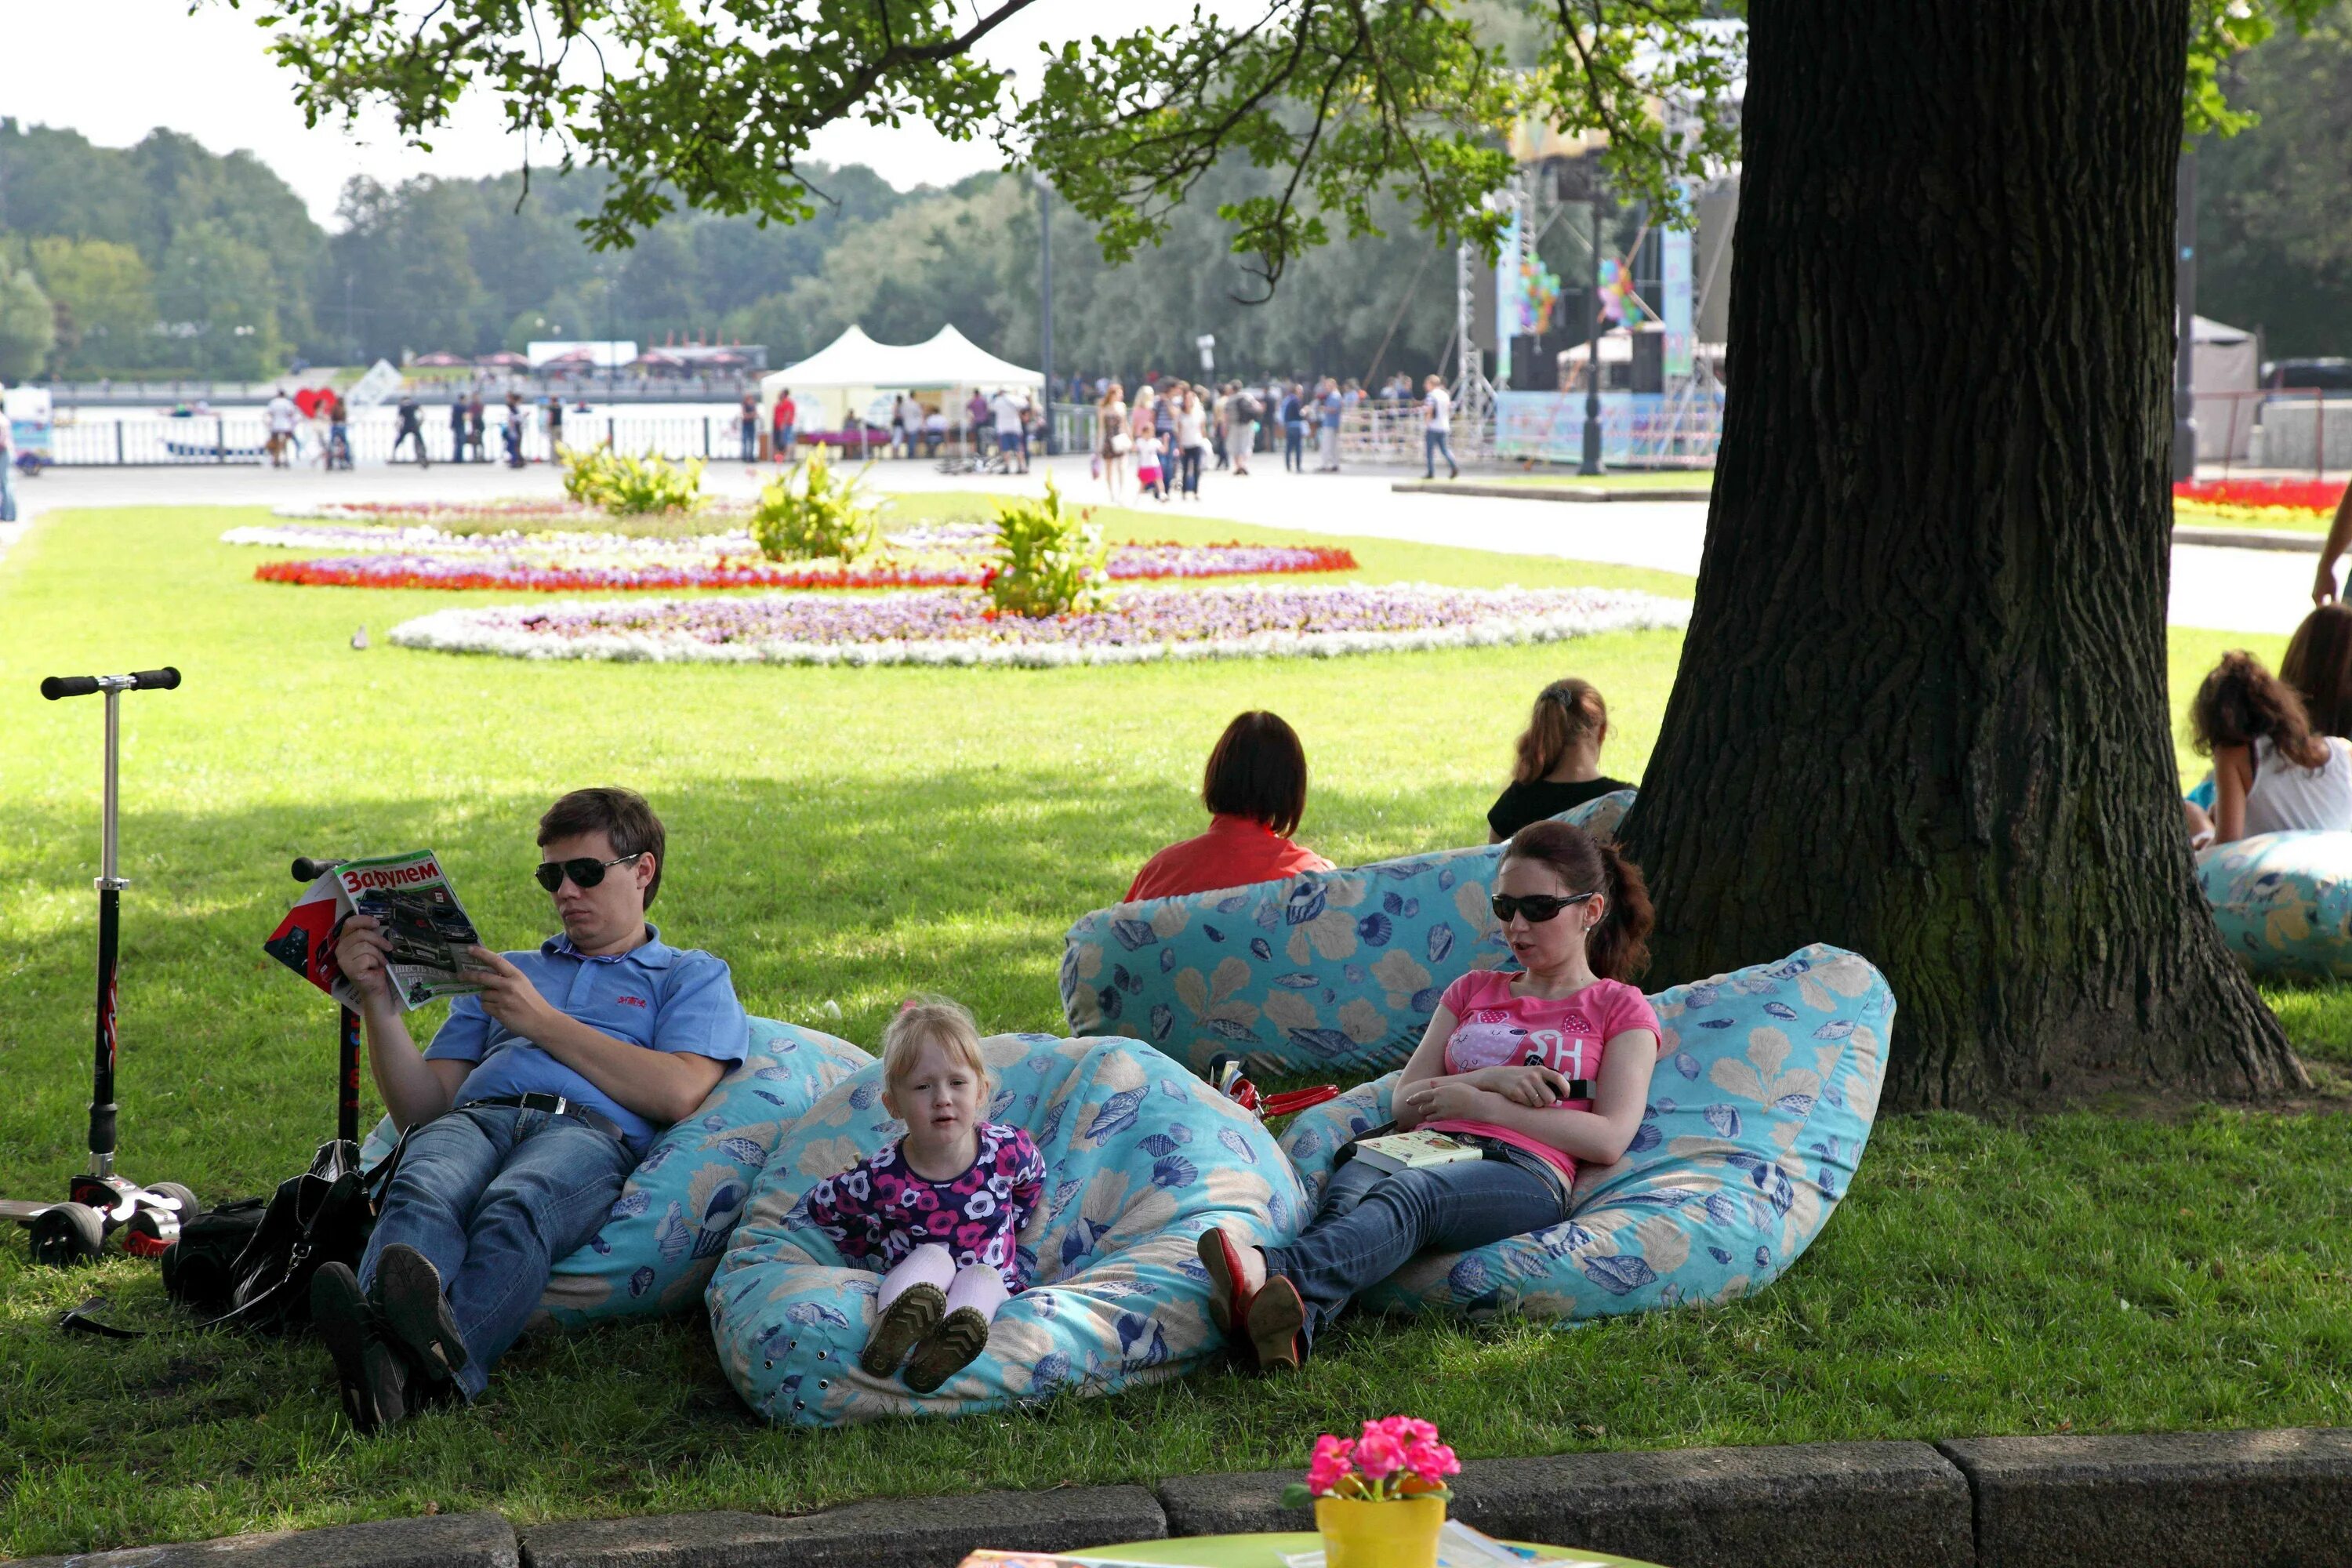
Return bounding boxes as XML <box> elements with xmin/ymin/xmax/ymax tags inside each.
<box><xmin>263</xmin><ymin>851</ymin><xmax>485</xmax><ymax>1011</ymax></box>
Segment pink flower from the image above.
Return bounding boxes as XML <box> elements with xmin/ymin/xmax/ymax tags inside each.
<box><xmin>1352</xmin><ymin>1424</ymin><xmax>1406</xmax><ymax>1481</ymax></box>
<box><xmin>1305</xmin><ymin>1434</ymin><xmax>1356</xmax><ymax>1495</ymax></box>
<box><xmin>1404</xmin><ymin>1439</ymin><xmax>1460</xmax><ymax>1482</ymax></box>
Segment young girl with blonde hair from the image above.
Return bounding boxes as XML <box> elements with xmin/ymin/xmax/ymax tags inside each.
<box><xmin>800</xmin><ymin>997</ymin><xmax>1046</xmax><ymax>1392</ymax></box>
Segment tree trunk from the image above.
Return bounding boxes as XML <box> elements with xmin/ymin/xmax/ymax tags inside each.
<box><xmin>1619</xmin><ymin>0</ymin><xmax>2306</xmax><ymax>1107</ymax></box>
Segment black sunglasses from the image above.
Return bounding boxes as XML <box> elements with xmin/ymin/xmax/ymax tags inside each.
<box><xmin>535</xmin><ymin>852</ymin><xmax>644</xmax><ymax>893</ymax></box>
<box><xmin>1490</xmin><ymin>891</ymin><xmax>1599</xmax><ymax>924</ymax></box>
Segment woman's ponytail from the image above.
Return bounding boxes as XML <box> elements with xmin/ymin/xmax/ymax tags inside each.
<box><xmin>1584</xmin><ymin>840</ymin><xmax>1654</xmax><ymax>982</ymax></box>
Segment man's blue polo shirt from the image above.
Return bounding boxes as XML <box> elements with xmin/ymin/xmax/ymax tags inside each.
<box><xmin>423</xmin><ymin>924</ymin><xmax>748</xmax><ymax>1156</ymax></box>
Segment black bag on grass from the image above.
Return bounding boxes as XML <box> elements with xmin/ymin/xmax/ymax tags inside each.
<box><xmin>69</xmin><ymin>1134</ymin><xmax>397</xmax><ymax>1338</ymax></box>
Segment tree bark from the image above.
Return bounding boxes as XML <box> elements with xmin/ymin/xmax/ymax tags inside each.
<box><xmin>1619</xmin><ymin>0</ymin><xmax>2306</xmax><ymax>1107</ymax></box>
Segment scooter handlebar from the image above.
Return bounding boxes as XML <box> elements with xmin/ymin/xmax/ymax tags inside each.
<box><xmin>40</xmin><ymin>667</ymin><xmax>181</xmax><ymax>700</ymax></box>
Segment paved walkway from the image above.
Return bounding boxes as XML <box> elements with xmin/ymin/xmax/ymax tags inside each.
<box><xmin>5</xmin><ymin>456</ymin><xmax>2327</xmax><ymax>634</ymax></box>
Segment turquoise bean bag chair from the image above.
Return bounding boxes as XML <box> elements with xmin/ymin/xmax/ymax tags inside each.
<box><xmin>358</xmin><ymin>1017</ymin><xmax>869</xmax><ymax>1323</ymax></box>
<box><xmin>1061</xmin><ymin>790</ymin><xmax>1638</xmax><ymax>1077</ymax></box>
<box><xmin>1278</xmin><ymin>944</ymin><xmax>1889</xmax><ymax>1321</ymax></box>
<box><xmin>708</xmin><ymin>1033</ymin><xmax>1304</xmax><ymax>1426</ymax></box>
<box><xmin>2197</xmin><ymin>830</ymin><xmax>2352</xmax><ymax>978</ymax></box>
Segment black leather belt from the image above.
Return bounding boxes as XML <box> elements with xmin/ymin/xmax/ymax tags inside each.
<box><xmin>459</xmin><ymin>1093</ymin><xmax>630</xmax><ymax>1146</ymax></box>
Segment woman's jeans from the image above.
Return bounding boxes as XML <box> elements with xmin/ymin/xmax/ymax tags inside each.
<box><xmin>1262</xmin><ymin>1152</ymin><xmax>1566</xmax><ymax>1353</ymax></box>
<box><xmin>1180</xmin><ymin>446</ymin><xmax>1203</xmax><ymax>495</ymax></box>
<box><xmin>1284</xmin><ymin>423</ymin><xmax>1305</xmax><ymax>470</ymax></box>
<box><xmin>359</xmin><ymin>1104</ymin><xmax>634</xmax><ymax>1399</ymax></box>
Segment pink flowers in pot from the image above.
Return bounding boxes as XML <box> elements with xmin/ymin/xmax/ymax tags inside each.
<box><xmin>1283</xmin><ymin>1417</ymin><xmax>1461</xmax><ymax>1505</ymax></box>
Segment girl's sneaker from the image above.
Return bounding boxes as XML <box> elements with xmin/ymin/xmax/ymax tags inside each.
<box><xmin>902</xmin><ymin>1305</ymin><xmax>991</xmax><ymax>1394</ymax></box>
<box><xmin>861</xmin><ymin>1282</ymin><xmax>946</xmax><ymax>1377</ymax></box>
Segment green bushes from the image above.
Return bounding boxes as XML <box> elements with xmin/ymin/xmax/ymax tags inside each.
<box><xmin>750</xmin><ymin>448</ymin><xmax>877</xmax><ymax>562</ymax></box>
<box><xmin>983</xmin><ymin>479</ymin><xmax>1111</xmax><ymax>618</ymax></box>
<box><xmin>559</xmin><ymin>445</ymin><xmax>706</xmax><ymax>516</ymax></box>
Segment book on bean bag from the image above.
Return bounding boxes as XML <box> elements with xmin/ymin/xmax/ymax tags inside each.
<box><xmin>1061</xmin><ymin>790</ymin><xmax>1636</xmax><ymax>1077</ymax></box>
<box><xmin>1279</xmin><ymin>943</ymin><xmax>1890</xmax><ymax>1323</ymax></box>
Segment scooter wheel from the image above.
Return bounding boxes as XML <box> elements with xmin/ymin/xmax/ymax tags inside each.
<box><xmin>149</xmin><ymin>1182</ymin><xmax>201</xmax><ymax>1223</ymax></box>
<box><xmin>29</xmin><ymin>1202</ymin><xmax>106</xmax><ymax>1267</ymax></box>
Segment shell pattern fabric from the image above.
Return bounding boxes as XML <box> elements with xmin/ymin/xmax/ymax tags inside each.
<box><xmin>1277</xmin><ymin>945</ymin><xmax>1889</xmax><ymax>1322</ymax></box>
<box><xmin>2197</xmin><ymin>829</ymin><xmax>2352</xmax><ymax>978</ymax></box>
<box><xmin>356</xmin><ymin>1017</ymin><xmax>870</xmax><ymax>1323</ymax></box>
<box><xmin>1059</xmin><ymin>790</ymin><xmax>1638</xmax><ymax>1077</ymax></box>
<box><xmin>708</xmin><ymin>1033</ymin><xmax>1304</xmax><ymax>1426</ymax></box>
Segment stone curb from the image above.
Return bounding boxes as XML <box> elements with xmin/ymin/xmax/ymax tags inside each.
<box><xmin>516</xmin><ymin>1487</ymin><xmax>1166</xmax><ymax>1568</ymax></box>
<box><xmin>1159</xmin><ymin>1441</ymin><xmax>1970</xmax><ymax>1568</ymax></box>
<box><xmin>1388</xmin><ymin>481</ymin><xmax>1714</xmax><ymax>503</ymax></box>
<box><xmin>9</xmin><ymin>1512</ymin><xmax>517</xmax><ymax>1568</ymax></box>
<box><xmin>21</xmin><ymin>1429</ymin><xmax>2352</xmax><ymax>1568</ymax></box>
<box><xmin>1939</xmin><ymin>1428</ymin><xmax>2352</xmax><ymax>1568</ymax></box>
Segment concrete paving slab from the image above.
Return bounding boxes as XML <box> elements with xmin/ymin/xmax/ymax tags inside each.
<box><xmin>9</xmin><ymin>1512</ymin><xmax>517</xmax><ymax>1568</ymax></box>
<box><xmin>518</xmin><ymin>1487</ymin><xmax>1166</xmax><ymax>1568</ymax></box>
<box><xmin>1941</xmin><ymin>1428</ymin><xmax>2352</xmax><ymax>1568</ymax></box>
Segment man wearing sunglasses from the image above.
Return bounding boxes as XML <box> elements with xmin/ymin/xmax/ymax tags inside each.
<box><xmin>310</xmin><ymin>786</ymin><xmax>748</xmax><ymax>1433</ymax></box>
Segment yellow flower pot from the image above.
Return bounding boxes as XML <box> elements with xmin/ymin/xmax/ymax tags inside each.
<box><xmin>1315</xmin><ymin>1494</ymin><xmax>1447</xmax><ymax>1568</ymax></box>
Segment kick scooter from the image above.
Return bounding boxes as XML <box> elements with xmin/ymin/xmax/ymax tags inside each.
<box><xmin>5</xmin><ymin>668</ymin><xmax>202</xmax><ymax>1264</ymax></box>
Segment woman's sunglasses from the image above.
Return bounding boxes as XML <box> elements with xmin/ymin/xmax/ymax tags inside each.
<box><xmin>1490</xmin><ymin>891</ymin><xmax>1599</xmax><ymax>924</ymax></box>
<box><xmin>535</xmin><ymin>851</ymin><xmax>644</xmax><ymax>893</ymax></box>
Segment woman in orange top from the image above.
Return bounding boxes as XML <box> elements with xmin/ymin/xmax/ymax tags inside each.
<box><xmin>1125</xmin><ymin>712</ymin><xmax>1336</xmax><ymax>901</ymax></box>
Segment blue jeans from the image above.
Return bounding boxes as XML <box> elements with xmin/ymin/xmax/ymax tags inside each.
<box><xmin>1283</xmin><ymin>423</ymin><xmax>1305</xmax><ymax>471</ymax></box>
<box><xmin>1262</xmin><ymin>1150</ymin><xmax>1566</xmax><ymax>1352</ymax></box>
<box><xmin>1425</xmin><ymin>427</ymin><xmax>1457</xmax><ymax>478</ymax></box>
<box><xmin>360</xmin><ymin>1105</ymin><xmax>633</xmax><ymax>1398</ymax></box>
<box><xmin>1180</xmin><ymin>446</ymin><xmax>1203</xmax><ymax>495</ymax></box>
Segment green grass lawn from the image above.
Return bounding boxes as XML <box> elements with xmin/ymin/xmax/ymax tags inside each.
<box><xmin>5</xmin><ymin>503</ymin><xmax>2351</xmax><ymax>1557</ymax></box>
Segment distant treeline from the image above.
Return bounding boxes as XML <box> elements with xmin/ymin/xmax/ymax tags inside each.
<box><xmin>0</xmin><ymin>119</ymin><xmax>1462</xmax><ymax>388</ymax></box>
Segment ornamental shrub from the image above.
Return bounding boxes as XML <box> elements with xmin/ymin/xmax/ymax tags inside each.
<box><xmin>559</xmin><ymin>445</ymin><xmax>706</xmax><ymax>516</ymax></box>
<box><xmin>750</xmin><ymin>448</ymin><xmax>877</xmax><ymax>562</ymax></box>
<box><xmin>985</xmin><ymin>479</ymin><xmax>1110</xmax><ymax>618</ymax></box>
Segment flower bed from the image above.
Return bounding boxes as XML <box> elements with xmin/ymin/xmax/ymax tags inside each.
<box><xmin>2173</xmin><ymin>477</ymin><xmax>2343</xmax><ymax>527</ymax></box>
<box><xmin>270</xmin><ymin>500</ymin><xmax>735</xmax><ymax>527</ymax></box>
<box><xmin>229</xmin><ymin>521</ymin><xmax>1357</xmax><ymax>592</ymax></box>
<box><xmin>387</xmin><ymin>584</ymin><xmax>1690</xmax><ymax>668</ymax></box>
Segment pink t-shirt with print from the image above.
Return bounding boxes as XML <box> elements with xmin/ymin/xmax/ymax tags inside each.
<box><xmin>1421</xmin><ymin>969</ymin><xmax>1662</xmax><ymax>1185</ymax></box>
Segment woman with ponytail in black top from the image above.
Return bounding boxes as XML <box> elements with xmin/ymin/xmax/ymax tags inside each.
<box><xmin>1196</xmin><ymin>819</ymin><xmax>1662</xmax><ymax>1370</ymax></box>
<box><xmin>1487</xmin><ymin>678</ymin><xmax>1632</xmax><ymax>842</ymax></box>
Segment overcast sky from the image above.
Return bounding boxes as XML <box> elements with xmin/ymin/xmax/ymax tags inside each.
<box><xmin>0</xmin><ymin>0</ymin><xmax>1173</xmax><ymax>223</ymax></box>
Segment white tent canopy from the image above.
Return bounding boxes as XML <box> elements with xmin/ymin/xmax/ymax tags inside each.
<box><xmin>759</xmin><ymin>325</ymin><xmax>1042</xmax><ymax>431</ymax></box>
<box><xmin>2192</xmin><ymin>314</ymin><xmax>2259</xmax><ymax>462</ymax></box>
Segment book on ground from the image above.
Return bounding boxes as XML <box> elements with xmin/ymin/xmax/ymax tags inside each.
<box><xmin>263</xmin><ymin>850</ymin><xmax>484</xmax><ymax>1011</ymax></box>
<box><xmin>1350</xmin><ymin>1127</ymin><xmax>1486</xmax><ymax>1174</ymax></box>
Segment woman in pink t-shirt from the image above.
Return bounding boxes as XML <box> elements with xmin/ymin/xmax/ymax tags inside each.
<box><xmin>1196</xmin><ymin>818</ymin><xmax>1662</xmax><ymax>1370</ymax></box>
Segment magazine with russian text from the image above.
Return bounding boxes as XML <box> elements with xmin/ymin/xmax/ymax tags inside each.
<box><xmin>263</xmin><ymin>850</ymin><xmax>485</xmax><ymax>1011</ymax></box>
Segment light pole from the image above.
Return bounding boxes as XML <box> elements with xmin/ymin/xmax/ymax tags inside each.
<box><xmin>2172</xmin><ymin>147</ymin><xmax>2199</xmax><ymax>483</ymax></box>
<box><xmin>1581</xmin><ymin>192</ymin><xmax>1604</xmax><ymax>476</ymax></box>
<box><xmin>1034</xmin><ymin>172</ymin><xmax>1055</xmax><ymax>456</ymax></box>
